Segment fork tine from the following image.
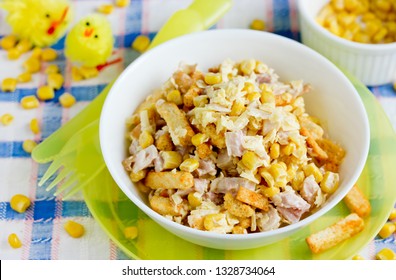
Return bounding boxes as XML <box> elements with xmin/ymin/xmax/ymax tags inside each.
<box><xmin>38</xmin><ymin>158</ymin><xmax>64</xmax><ymax>187</ymax></box>
<box><xmin>62</xmin><ymin>164</ymin><xmax>106</xmax><ymax>200</ymax></box>
<box><xmin>45</xmin><ymin>167</ymin><xmax>72</xmax><ymax>191</ymax></box>
<box><xmin>53</xmin><ymin>173</ymin><xmax>79</xmax><ymax>196</ymax></box>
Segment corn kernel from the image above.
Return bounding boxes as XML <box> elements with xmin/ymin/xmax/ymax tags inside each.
<box><xmin>30</xmin><ymin>118</ymin><xmax>40</xmax><ymax>134</ymax></box>
<box><xmin>1</xmin><ymin>113</ymin><xmax>14</xmax><ymax>126</ymax></box>
<box><xmin>23</xmin><ymin>57</ymin><xmax>41</xmax><ymax>73</ymax></box>
<box><xmin>47</xmin><ymin>73</ymin><xmax>64</xmax><ymax>90</ymax></box>
<box><xmin>31</xmin><ymin>47</ymin><xmax>42</xmax><ymax>58</ymax></box>
<box><xmin>303</xmin><ymin>163</ymin><xmax>323</xmax><ymax>183</ymax></box>
<box><xmin>15</xmin><ymin>39</ymin><xmax>32</xmax><ymax>53</ymax></box>
<box><xmin>240</xmin><ymin>59</ymin><xmax>256</xmax><ymax>76</ymax></box>
<box><xmin>330</xmin><ymin>0</ymin><xmax>344</xmax><ymax>11</ymax></box>
<box><xmin>59</xmin><ymin>92</ymin><xmax>76</xmax><ymax>108</ymax></box>
<box><xmin>376</xmin><ymin>0</ymin><xmax>392</xmax><ymax>12</ymax></box>
<box><xmin>204</xmin><ymin>73</ymin><xmax>222</xmax><ymax>85</ymax></box>
<box><xmin>389</xmin><ymin>208</ymin><xmax>396</xmax><ymax>220</ymax></box>
<box><xmin>204</xmin><ymin>213</ymin><xmax>224</xmax><ymax>231</ymax></box>
<box><xmin>337</xmin><ymin>12</ymin><xmax>356</xmax><ymax>27</ymax></box>
<box><xmin>36</xmin><ymin>85</ymin><xmax>54</xmax><ymax>101</ymax></box>
<box><xmin>166</xmin><ymin>89</ymin><xmax>183</xmax><ymax>105</ymax></box>
<box><xmin>0</xmin><ymin>35</ymin><xmax>17</xmax><ymax>50</ymax></box>
<box><xmin>191</xmin><ymin>133</ymin><xmax>209</xmax><ymax>147</ymax></box>
<box><xmin>79</xmin><ymin>66</ymin><xmax>99</xmax><ymax>79</ymax></box>
<box><xmin>139</xmin><ymin>130</ymin><xmax>154</xmax><ymax>149</ymax></box>
<box><xmin>246</xmin><ymin>91</ymin><xmax>261</xmax><ymax>102</ymax></box>
<box><xmin>376</xmin><ymin>248</ymin><xmax>396</xmax><ymax>260</ymax></box>
<box><xmin>116</xmin><ymin>0</ymin><xmax>131</xmax><ymax>7</ymax></box>
<box><xmin>124</xmin><ymin>226</ymin><xmax>138</xmax><ymax>240</ymax></box>
<box><xmin>17</xmin><ymin>72</ymin><xmax>32</xmax><ymax>83</ymax></box>
<box><xmin>22</xmin><ymin>139</ymin><xmax>37</xmax><ymax>153</ymax></box>
<box><xmin>132</xmin><ymin>35</ymin><xmax>150</xmax><ymax>53</ymax></box>
<box><xmin>41</xmin><ymin>48</ymin><xmax>57</xmax><ymax>61</ymax></box>
<box><xmin>64</xmin><ymin>220</ymin><xmax>85</xmax><ymax>238</ymax></box>
<box><xmin>260</xmin><ymin>90</ymin><xmax>275</xmax><ymax>104</ymax></box>
<box><xmin>378</xmin><ymin>223</ymin><xmax>396</xmax><ymax>239</ymax></box>
<box><xmin>2</xmin><ymin>77</ymin><xmax>17</xmax><ymax>92</ymax></box>
<box><xmin>21</xmin><ymin>95</ymin><xmax>39</xmax><ymax>109</ymax></box>
<box><xmin>362</xmin><ymin>12</ymin><xmax>377</xmax><ymax>22</ymax></box>
<box><xmin>8</xmin><ymin>233</ymin><xmax>22</xmax><ymax>249</ymax></box>
<box><xmin>129</xmin><ymin>169</ymin><xmax>147</xmax><ymax>182</ymax></box>
<box><xmin>7</xmin><ymin>48</ymin><xmax>21</xmax><ymax>60</ymax></box>
<box><xmin>261</xmin><ymin>186</ymin><xmax>280</xmax><ymax>198</ymax></box>
<box><xmin>250</xmin><ymin>19</ymin><xmax>266</xmax><ymax>31</ymax></box>
<box><xmin>10</xmin><ymin>194</ymin><xmax>31</xmax><ymax>213</ymax></box>
<box><xmin>344</xmin><ymin>0</ymin><xmax>359</xmax><ymax>12</ymax></box>
<box><xmin>352</xmin><ymin>255</ymin><xmax>365</xmax><ymax>260</ymax></box>
<box><xmin>161</xmin><ymin>151</ymin><xmax>182</xmax><ymax>170</ymax></box>
<box><xmin>243</xmin><ymin>82</ymin><xmax>255</xmax><ymax>93</ymax></box>
<box><xmin>270</xmin><ymin>143</ymin><xmax>280</xmax><ymax>159</ymax></box>
<box><xmin>45</xmin><ymin>64</ymin><xmax>60</xmax><ymax>74</ymax></box>
<box><xmin>372</xmin><ymin>27</ymin><xmax>388</xmax><ymax>43</ymax></box>
<box><xmin>353</xmin><ymin>32</ymin><xmax>371</xmax><ymax>43</ymax></box>
<box><xmin>241</xmin><ymin>151</ymin><xmax>261</xmax><ymax>170</ymax></box>
<box><xmin>328</xmin><ymin>21</ymin><xmax>343</xmax><ymax>36</ymax></box>
<box><xmin>230</xmin><ymin>100</ymin><xmax>246</xmax><ymax>116</ymax></box>
<box><xmin>97</xmin><ymin>4</ymin><xmax>114</xmax><ymax>14</ymax></box>
<box><xmin>180</xmin><ymin>158</ymin><xmax>199</xmax><ymax>172</ymax></box>
<box><xmin>365</xmin><ymin>21</ymin><xmax>381</xmax><ymax>36</ymax></box>
<box><xmin>71</xmin><ymin>66</ymin><xmax>84</xmax><ymax>81</ymax></box>
<box><xmin>268</xmin><ymin>162</ymin><xmax>287</xmax><ymax>179</ymax></box>
<box><xmin>292</xmin><ymin>170</ymin><xmax>305</xmax><ymax>191</ymax></box>
<box><xmin>282</xmin><ymin>142</ymin><xmax>296</xmax><ymax>156</ymax></box>
<box><xmin>188</xmin><ymin>192</ymin><xmax>202</xmax><ymax>208</ymax></box>
<box><xmin>320</xmin><ymin>171</ymin><xmax>339</xmax><ymax>194</ymax></box>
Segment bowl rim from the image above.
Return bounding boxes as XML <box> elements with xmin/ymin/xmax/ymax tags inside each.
<box><xmin>297</xmin><ymin>0</ymin><xmax>396</xmax><ymax>51</ymax></box>
<box><xmin>100</xmin><ymin>29</ymin><xmax>370</xmax><ymax>242</ymax></box>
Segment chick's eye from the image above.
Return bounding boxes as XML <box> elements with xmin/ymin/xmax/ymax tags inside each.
<box><xmin>85</xmin><ymin>22</ymin><xmax>90</xmax><ymax>26</ymax></box>
<box><xmin>94</xmin><ymin>34</ymin><xmax>98</xmax><ymax>39</ymax></box>
<box><xmin>45</xmin><ymin>13</ymin><xmax>50</xmax><ymax>18</ymax></box>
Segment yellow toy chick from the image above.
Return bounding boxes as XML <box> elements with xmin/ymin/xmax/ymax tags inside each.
<box><xmin>65</xmin><ymin>14</ymin><xmax>114</xmax><ymax>68</ymax></box>
<box><xmin>0</xmin><ymin>0</ymin><xmax>72</xmax><ymax>47</ymax></box>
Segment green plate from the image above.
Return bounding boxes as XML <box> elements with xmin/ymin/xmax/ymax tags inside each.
<box><xmin>83</xmin><ymin>75</ymin><xmax>396</xmax><ymax>260</ymax></box>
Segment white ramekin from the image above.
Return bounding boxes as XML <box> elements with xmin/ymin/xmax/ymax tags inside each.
<box><xmin>298</xmin><ymin>0</ymin><xmax>396</xmax><ymax>86</ymax></box>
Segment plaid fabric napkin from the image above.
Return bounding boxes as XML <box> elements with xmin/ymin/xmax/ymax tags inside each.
<box><xmin>0</xmin><ymin>0</ymin><xmax>395</xmax><ymax>260</ymax></box>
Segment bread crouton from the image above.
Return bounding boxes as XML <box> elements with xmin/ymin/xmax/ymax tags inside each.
<box><xmin>156</xmin><ymin>101</ymin><xmax>195</xmax><ymax>146</ymax></box>
<box><xmin>306</xmin><ymin>213</ymin><xmax>364</xmax><ymax>254</ymax></box>
<box><xmin>144</xmin><ymin>171</ymin><xmax>194</xmax><ymax>190</ymax></box>
<box><xmin>236</xmin><ymin>186</ymin><xmax>269</xmax><ymax>211</ymax></box>
<box><xmin>343</xmin><ymin>184</ymin><xmax>371</xmax><ymax>217</ymax></box>
<box><xmin>224</xmin><ymin>193</ymin><xmax>254</xmax><ymax>218</ymax></box>
<box><xmin>149</xmin><ymin>195</ymin><xmax>183</xmax><ymax>216</ymax></box>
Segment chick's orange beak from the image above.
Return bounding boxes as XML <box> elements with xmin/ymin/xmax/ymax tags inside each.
<box><xmin>84</xmin><ymin>28</ymin><xmax>94</xmax><ymax>37</ymax></box>
<box><xmin>47</xmin><ymin>7</ymin><xmax>69</xmax><ymax>35</ymax></box>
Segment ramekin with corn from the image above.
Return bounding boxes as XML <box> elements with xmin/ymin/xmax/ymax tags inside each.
<box><xmin>298</xmin><ymin>0</ymin><xmax>396</xmax><ymax>86</ymax></box>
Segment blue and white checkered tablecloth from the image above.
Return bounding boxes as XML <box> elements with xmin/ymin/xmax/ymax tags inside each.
<box><xmin>0</xmin><ymin>0</ymin><xmax>395</xmax><ymax>260</ymax></box>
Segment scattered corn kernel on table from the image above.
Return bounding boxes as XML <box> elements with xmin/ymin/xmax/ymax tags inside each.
<box><xmin>1</xmin><ymin>0</ymin><xmax>395</xmax><ymax>260</ymax></box>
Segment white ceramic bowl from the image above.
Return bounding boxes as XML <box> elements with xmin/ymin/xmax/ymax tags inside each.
<box><xmin>298</xmin><ymin>0</ymin><xmax>396</xmax><ymax>86</ymax></box>
<box><xmin>100</xmin><ymin>29</ymin><xmax>370</xmax><ymax>250</ymax></box>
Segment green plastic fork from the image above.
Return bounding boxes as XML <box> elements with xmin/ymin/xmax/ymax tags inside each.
<box><xmin>38</xmin><ymin>120</ymin><xmax>103</xmax><ymax>200</ymax></box>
